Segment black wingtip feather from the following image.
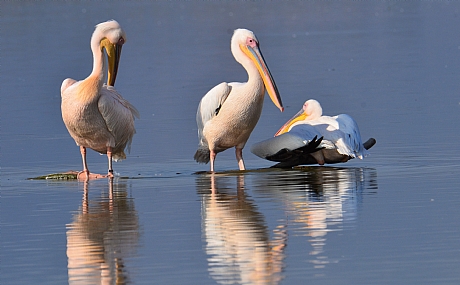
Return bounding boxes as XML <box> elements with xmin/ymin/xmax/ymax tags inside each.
<box><xmin>194</xmin><ymin>148</ymin><xmax>210</xmax><ymax>164</ymax></box>
<box><xmin>363</xmin><ymin>138</ymin><xmax>376</xmax><ymax>150</ymax></box>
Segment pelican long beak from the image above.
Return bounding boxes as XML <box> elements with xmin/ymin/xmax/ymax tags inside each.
<box><xmin>274</xmin><ymin>108</ymin><xmax>307</xmax><ymax>136</ymax></box>
<box><xmin>240</xmin><ymin>44</ymin><xmax>284</xmax><ymax>112</ymax></box>
<box><xmin>101</xmin><ymin>38</ymin><xmax>123</xmax><ymax>86</ymax></box>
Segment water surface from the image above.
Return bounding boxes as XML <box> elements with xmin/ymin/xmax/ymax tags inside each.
<box><xmin>2</xmin><ymin>1</ymin><xmax>460</xmax><ymax>284</ymax></box>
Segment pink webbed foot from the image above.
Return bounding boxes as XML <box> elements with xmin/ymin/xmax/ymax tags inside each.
<box><xmin>77</xmin><ymin>170</ymin><xmax>108</xmax><ymax>180</ymax></box>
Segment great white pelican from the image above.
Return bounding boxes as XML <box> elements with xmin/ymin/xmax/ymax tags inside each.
<box><xmin>194</xmin><ymin>28</ymin><xmax>284</xmax><ymax>172</ymax></box>
<box><xmin>61</xmin><ymin>20</ymin><xmax>139</xmax><ymax>180</ymax></box>
<box><xmin>251</xmin><ymin>99</ymin><xmax>375</xmax><ymax>167</ymax></box>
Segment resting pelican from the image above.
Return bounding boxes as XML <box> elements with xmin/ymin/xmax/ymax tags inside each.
<box><xmin>194</xmin><ymin>29</ymin><xmax>284</xmax><ymax>171</ymax></box>
<box><xmin>61</xmin><ymin>20</ymin><xmax>139</xmax><ymax>180</ymax></box>
<box><xmin>251</xmin><ymin>99</ymin><xmax>375</xmax><ymax>167</ymax></box>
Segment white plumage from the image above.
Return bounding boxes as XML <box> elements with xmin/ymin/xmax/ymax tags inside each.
<box><xmin>194</xmin><ymin>29</ymin><xmax>283</xmax><ymax>171</ymax></box>
<box><xmin>61</xmin><ymin>20</ymin><xmax>139</xmax><ymax>179</ymax></box>
<box><xmin>252</xmin><ymin>99</ymin><xmax>374</xmax><ymax>166</ymax></box>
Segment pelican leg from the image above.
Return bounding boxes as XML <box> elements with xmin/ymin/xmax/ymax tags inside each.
<box><xmin>107</xmin><ymin>146</ymin><xmax>114</xmax><ymax>177</ymax></box>
<box><xmin>210</xmin><ymin>150</ymin><xmax>216</xmax><ymax>172</ymax></box>
<box><xmin>78</xmin><ymin>146</ymin><xmax>90</xmax><ymax>180</ymax></box>
<box><xmin>77</xmin><ymin>146</ymin><xmax>105</xmax><ymax>180</ymax></box>
<box><xmin>236</xmin><ymin>147</ymin><xmax>245</xmax><ymax>170</ymax></box>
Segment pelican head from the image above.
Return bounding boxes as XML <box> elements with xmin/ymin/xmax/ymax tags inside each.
<box><xmin>92</xmin><ymin>20</ymin><xmax>127</xmax><ymax>86</ymax></box>
<box><xmin>275</xmin><ymin>99</ymin><xmax>323</xmax><ymax>136</ymax></box>
<box><xmin>231</xmin><ymin>28</ymin><xmax>284</xmax><ymax>112</ymax></box>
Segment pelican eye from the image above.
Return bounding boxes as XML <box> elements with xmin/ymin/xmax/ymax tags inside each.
<box><xmin>118</xmin><ymin>37</ymin><xmax>125</xmax><ymax>45</ymax></box>
<box><xmin>246</xmin><ymin>37</ymin><xmax>257</xmax><ymax>47</ymax></box>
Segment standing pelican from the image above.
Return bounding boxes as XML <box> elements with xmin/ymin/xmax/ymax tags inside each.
<box><xmin>251</xmin><ymin>99</ymin><xmax>375</xmax><ymax>167</ymax></box>
<box><xmin>61</xmin><ymin>20</ymin><xmax>139</xmax><ymax>180</ymax></box>
<box><xmin>194</xmin><ymin>29</ymin><xmax>284</xmax><ymax>172</ymax></box>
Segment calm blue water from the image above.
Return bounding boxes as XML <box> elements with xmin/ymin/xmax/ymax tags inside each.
<box><xmin>2</xmin><ymin>1</ymin><xmax>460</xmax><ymax>284</ymax></box>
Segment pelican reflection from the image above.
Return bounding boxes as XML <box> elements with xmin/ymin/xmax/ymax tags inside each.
<box><xmin>253</xmin><ymin>167</ymin><xmax>377</xmax><ymax>269</ymax></box>
<box><xmin>66</xmin><ymin>179</ymin><xmax>140</xmax><ymax>284</ymax></box>
<box><xmin>197</xmin><ymin>174</ymin><xmax>286</xmax><ymax>285</ymax></box>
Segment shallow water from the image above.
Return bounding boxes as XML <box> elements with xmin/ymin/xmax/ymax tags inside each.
<box><xmin>2</xmin><ymin>1</ymin><xmax>460</xmax><ymax>284</ymax></box>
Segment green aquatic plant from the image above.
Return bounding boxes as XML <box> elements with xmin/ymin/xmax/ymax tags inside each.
<box><xmin>28</xmin><ymin>171</ymin><xmax>78</xmax><ymax>180</ymax></box>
